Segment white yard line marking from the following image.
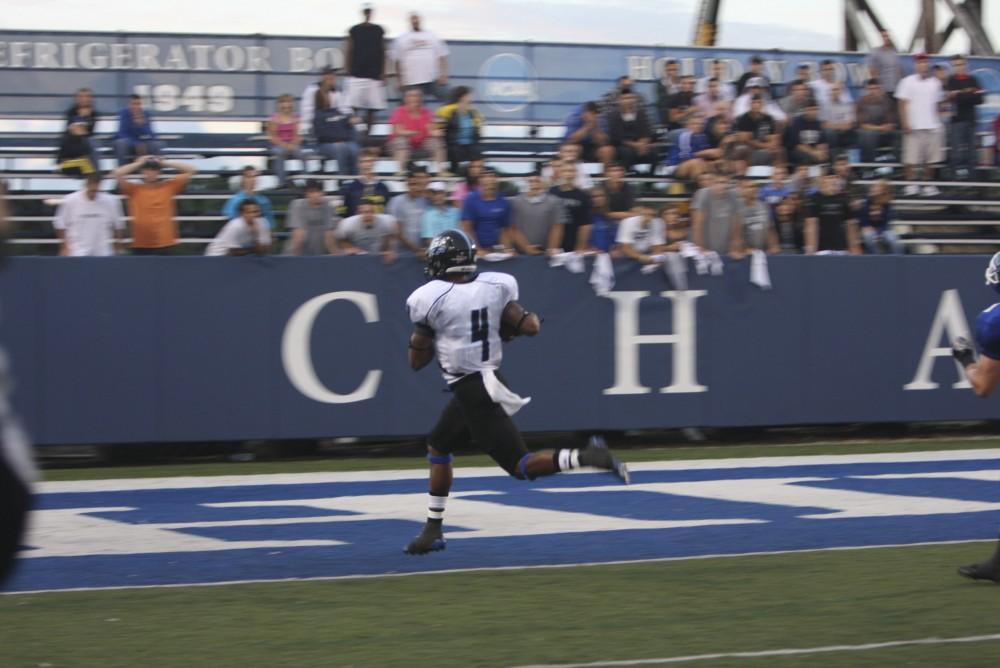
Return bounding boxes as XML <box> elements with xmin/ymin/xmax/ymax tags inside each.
<box><xmin>509</xmin><ymin>633</ymin><xmax>1000</xmax><ymax>667</ymax></box>
<box><xmin>37</xmin><ymin>449</ymin><xmax>1000</xmax><ymax>493</ymax></box>
<box><xmin>2</xmin><ymin>537</ymin><xmax>992</xmax><ymax>596</ymax></box>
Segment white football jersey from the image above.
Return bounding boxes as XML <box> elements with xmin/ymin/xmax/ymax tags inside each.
<box><xmin>407</xmin><ymin>272</ymin><xmax>519</xmax><ymax>383</ymax></box>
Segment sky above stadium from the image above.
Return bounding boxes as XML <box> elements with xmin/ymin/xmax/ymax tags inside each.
<box><xmin>5</xmin><ymin>0</ymin><xmax>998</xmax><ymax>53</ymax></box>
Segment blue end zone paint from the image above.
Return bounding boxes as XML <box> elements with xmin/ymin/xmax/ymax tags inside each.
<box><xmin>6</xmin><ymin>456</ymin><xmax>1000</xmax><ymax>593</ymax></box>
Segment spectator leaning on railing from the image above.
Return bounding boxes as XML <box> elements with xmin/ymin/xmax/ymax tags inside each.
<box><xmin>738</xmin><ymin>177</ymin><xmax>779</xmax><ymax>254</ymax></box>
<box><xmin>388</xmin><ymin>88</ymin><xmax>447</xmax><ymax>175</ymax></box>
<box><xmin>508</xmin><ymin>173</ymin><xmax>565</xmax><ymax>256</ymax></box>
<box><xmin>112</xmin><ymin>156</ymin><xmax>196</xmax><ymax>255</ymax></box>
<box><xmin>420</xmin><ymin>182</ymin><xmax>460</xmax><ymax>244</ymax></box>
<box><xmin>805</xmin><ymin>171</ymin><xmax>860</xmax><ymax>255</ymax></box>
<box><xmin>205</xmin><ymin>199</ymin><xmax>272</xmax><ymax>257</ymax></box>
<box><xmin>222</xmin><ymin>167</ymin><xmax>276</xmax><ymax>228</ymax></box>
<box><xmin>601</xmin><ymin>163</ymin><xmax>636</xmax><ymax>222</ymax></box>
<box><xmin>548</xmin><ymin>162</ymin><xmax>592</xmax><ymax>253</ymax></box>
<box><xmin>691</xmin><ymin>171</ymin><xmax>741</xmax><ymax>257</ymax></box>
<box><xmin>113</xmin><ymin>95</ymin><xmax>162</xmax><ymax>166</ymax></box>
<box><xmin>461</xmin><ymin>167</ymin><xmax>511</xmax><ymax>253</ymax></box>
<box><xmin>266</xmin><ymin>94</ymin><xmax>305</xmax><ymax>187</ymax></box>
<box><xmin>285</xmin><ymin>179</ymin><xmax>338</xmax><ymax>256</ymax></box>
<box><xmin>773</xmin><ymin>194</ymin><xmax>806</xmax><ymax>254</ymax></box>
<box><xmin>391</xmin><ymin>12</ymin><xmax>449</xmax><ymax>100</ymax></box>
<box><xmin>946</xmin><ymin>55</ymin><xmax>985</xmax><ymax>178</ymax></box>
<box><xmin>616</xmin><ymin>204</ymin><xmax>667</xmax><ymax>265</ymax></box>
<box><xmin>588</xmin><ymin>188</ymin><xmax>617</xmax><ymax>254</ymax></box>
<box><xmin>337</xmin><ymin>196</ymin><xmax>399</xmax><ymax>263</ymax></box>
<box><xmin>435</xmin><ymin>86</ymin><xmax>483</xmax><ymax>175</ymax></box>
<box><xmin>859</xmin><ymin>179</ymin><xmax>903</xmax><ymax>255</ymax></box>
<box><xmin>345</xmin><ymin>2</ymin><xmax>387</xmax><ymax>139</ymax></box>
<box><xmin>53</xmin><ymin>173</ymin><xmax>125</xmax><ymax>256</ymax></box>
<box><xmin>57</xmin><ymin>88</ymin><xmax>100</xmax><ymax>175</ymax></box>
<box><xmin>387</xmin><ymin>171</ymin><xmax>428</xmax><ymax>254</ymax></box>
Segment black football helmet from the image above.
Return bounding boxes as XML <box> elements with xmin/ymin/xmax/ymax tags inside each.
<box><xmin>425</xmin><ymin>229</ymin><xmax>477</xmax><ymax>279</ymax></box>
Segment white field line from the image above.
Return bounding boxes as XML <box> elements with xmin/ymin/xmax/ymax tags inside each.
<box><xmin>2</xmin><ymin>537</ymin><xmax>993</xmax><ymax>596</ymax></box>
<box><xmin>509</xmin><ymin>633</ymin><xmax>1000</xmax><ymax>667</ymax></box>
<box><xmin>37</xmin><ymin>448</ymin><xmax>1000</xmax><ymax>493</ymax></box>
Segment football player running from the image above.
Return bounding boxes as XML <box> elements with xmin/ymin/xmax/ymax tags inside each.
<box><xmin>952</xmin><ymin>252</ymin><xmax>1000</xmax><ymax>583</ymax></box>
<box><xmin>404</xmin><ymin>229</ymin><xmax>629</xmax><ymax>555</ymax></box>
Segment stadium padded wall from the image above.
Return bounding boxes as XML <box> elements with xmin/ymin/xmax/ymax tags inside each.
<box><xmin>2</xmin><ymin>255</ymin><xmax>999</xmax><ymax>446</ymax></box>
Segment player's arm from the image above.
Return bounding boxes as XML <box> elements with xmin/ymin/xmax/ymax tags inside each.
<box><xmin>408</xmin><ymin>322</ymin><xmax>435</xmax><ymax>371</ymax></box>
<box><xmin>500</xmin><ymin>301</ymin><xmax>541</xmax><ymax>340</ymax></box>
<box><xmin>953</xmin><ymin>337</ymin><xmax>1000</xmax><ymax>398</ymax></box>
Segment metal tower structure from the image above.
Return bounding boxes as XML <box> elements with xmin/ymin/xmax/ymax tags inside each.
<box><xmin>691</xmin><ymin>0</ymin><xmax>995</xmax><ymax>55</ymax></box>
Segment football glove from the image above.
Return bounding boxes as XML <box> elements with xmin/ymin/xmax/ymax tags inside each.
<box><xmin>952</xmin><ymin>336</ymin><xmax>977</xmax><ymax>369</ymax></box>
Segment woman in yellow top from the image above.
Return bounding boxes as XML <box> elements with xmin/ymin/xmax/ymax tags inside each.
<box><xmin>435</xmin><ymin>86</ymin><xmax>483</xmax><ymax>175</ymax></box>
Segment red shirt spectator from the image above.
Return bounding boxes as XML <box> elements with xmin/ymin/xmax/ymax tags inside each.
<box><xmin>387</xmin><ymin>88</ymin><xmax>445</xmax><ymax>174</ymax></box>
<box><xmin>390</xmin><ymin>102</ymin><xmax>433</xmax><ymax>148</ymax></box>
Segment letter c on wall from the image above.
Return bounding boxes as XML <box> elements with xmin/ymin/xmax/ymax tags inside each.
<box><xmin>282</xmin><ymin>291</ymin><xmax>382</xmax><ymax>404</ymax></box>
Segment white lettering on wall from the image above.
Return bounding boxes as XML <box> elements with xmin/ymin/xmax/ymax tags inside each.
<box><xmin>282</xmin><ymin>292</ymin><xmax>383</xmax><ymax>404</ymax></box>
<box><xmin>904</xmin><ymin>289</ymin><xmax>973</xmax><ymax>391</ymax></box>
<box><xmin>603</xmin><ymin>290</ymin><xmax>708</xmax><ymax>396</ymax></box>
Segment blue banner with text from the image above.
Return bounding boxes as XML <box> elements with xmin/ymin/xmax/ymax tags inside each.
<box><xmin>1</xmin><ymin>255</ymin><xmax>997</xmax><ymax>446</ymax></box>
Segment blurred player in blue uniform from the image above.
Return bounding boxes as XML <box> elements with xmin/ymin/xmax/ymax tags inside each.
<box><xmin>951</xmin><ymin>252</ymin><xmax>1000</xmax><ymax>582</ymax></box>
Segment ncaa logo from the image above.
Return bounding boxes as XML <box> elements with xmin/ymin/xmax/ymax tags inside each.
<box><xmin>477</xmin><ymin>53</ymin><xmax>539</xmax><ymax>113</ymax></box>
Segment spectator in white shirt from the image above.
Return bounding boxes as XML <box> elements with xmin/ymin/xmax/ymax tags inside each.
<box><xmin>616</xmin><ymin>205</ymin><xmax>667</xmax><ymax>265</ymax></box>
<box><xmin>391</xmin><ymin>13</ymin><xmax>449</xmax><ymax>100</ymax></box>
<box><xmin>205</xmin><ymin>200</ymin><xmax>272</xmax><ymax>256</ymax></box>
<box><xmin>895</xmin><ymin>53</ymin><xmax>945</xmax><ymax>195</ymax></box>
<box><xmin>696</xmin><ymin>59</ymin><xmax>735</xmax><ymax>101</ymax></box>
<box><xmin>337</xmin><ymin>197</ymin><xmax>399</xmax><ymax>263</ymax></box>
<box><xmin>300</xmin><ymin>67</ymin><xmax>348</xmax><ymax>136</ymax></box>
<box><xmin>53</xmin><ymin>173</ymin><xmax>126</xmax><ymax>256</ymax></box>
<box><xmin>732</xmin><ymin>78</ymin><xmax>787</xmax><ymax>123</ymax></box>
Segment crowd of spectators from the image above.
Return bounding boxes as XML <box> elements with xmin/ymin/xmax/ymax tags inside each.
<box><xmin>44</xmin><ymin>13</ymin><xmax>997</xmax><ymax>260</ymax></box>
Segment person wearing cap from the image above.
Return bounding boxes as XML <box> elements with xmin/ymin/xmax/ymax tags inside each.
<box><xmin>420</xmin><ymin>182</ymin><xmax>460</xmax><ymax>244</ymax></box>
<box><xmin>111</xmin><ymin>155</ymin><xmax>197</xmax><ymax>255</ymax></box>
<box><xmin>895</xmin><ymin>53</ymin><xmax>944</xmax><ymax>196</ymax></box>
<box><xmin>387</xmin><ymin>171</ymin><xmax>428</xmax><ymax>253</ymax></box>
<box><xmin>337</xmin><ymin>196</ymin><xmax>399</xmax><ymax>263</ymax></box>
<box><xmin>390</xmin><ymin>12</ymin><xmax>449</xmax><ymax>100</ymax></box>
<box><xmin>113</xmin><ymin>94</ymin><xmax>162</xmax><ymax>166</ymax></box>
<box><xmin>53</xmin><ymin>173</ymin><xmax>126</xmax><ymax>256</ymax></box>
<box><xmin>735</xmin><ymin>55</ymin><xmax>769</xmax><ymax>97</ymax></box>
<box><xmin>345</xmin><ymin>3</ymin><xmax>387</xmax><ymax>138</ymax></box>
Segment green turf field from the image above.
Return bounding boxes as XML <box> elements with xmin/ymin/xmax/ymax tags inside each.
<box><xmin>6</xmin><ymin>438</ymin><xmax>1000</xmax><ymax>667</ymax></box>
<box><xmin>2</xmin><ymin>544</ymin><xmax>998</xmax><ymax>667</ymax></box>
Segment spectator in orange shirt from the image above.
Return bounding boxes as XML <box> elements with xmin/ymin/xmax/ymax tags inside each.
<box><xmin>112</xmin><ymin>157</ymin><xmax>197</xmax><ymax>255</ymax></box>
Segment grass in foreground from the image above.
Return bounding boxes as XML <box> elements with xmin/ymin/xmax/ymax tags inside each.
<box><xmin>40</xmin><ymin>436</ymin><xmax>1000</xmax><ymax>481</ymax></box>
<box><xmin>3</xmin><ymin>543</ymin><xmax>1000</xmax><ymax>667</ymax></box>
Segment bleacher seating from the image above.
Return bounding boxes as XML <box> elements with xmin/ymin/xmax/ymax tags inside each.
<box><xmin>1</xmin><ymin>115</ymin><xmax>997</xmax><ymax>255</ymax></box>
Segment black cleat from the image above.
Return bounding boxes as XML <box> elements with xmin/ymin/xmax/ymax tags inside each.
<box><xmin>579</xmin><ymin>444</ymin><xmax>631</xmax><ymax>485</ymax></box>
<box><xmin>404</xmin><ymin>522</ymin><xmax>446</xmax><ymax>555</ymax></box>
<box><xmin>958</xmin><ymin>559</ymin><xmax>1000</xmax><ymax>583</ymax></box>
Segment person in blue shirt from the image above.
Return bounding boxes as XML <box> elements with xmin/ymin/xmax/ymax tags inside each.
<box><xmin>858</xmin><ymin>180</ymin><xmax>902</xmax><ymax>255</ymax></box>
<box><xmin>420</xmin><ymin>182</ymin><xmax>460</xmax><ymax>245</ymax></box>
<box><xmin>951</xmin><ymin>252</ymin><xmax>1000</xmax><ymax>583</ymax></box>
<box><xmin>460</xmin><ymin>167</ymin><xmax>510</xmax><ymax>252</ymax></box>
<box><xmin>113</xmin><ymin>94</ymin><xmax>163</xmax><ymax>165</ymax></box>
<box><xmin>663</xmin><ymin>114</ymin><xmax>711</xmax><ymax>182</ymax></box>
<box><xmin>758</xmin><ymin>164</ymin><xmax>793</xmax><ymax>216</ymax></box>
<box><xmin>221</xmin><ymin>167</ymin><xmax>276</xmax><ymax>228</ymax></box>
<box><xmin>587</xmin><ymin>187</ymin><xmax>617</xmax><ymax>253</ymax></box>
<box><xmin>562</xmin><ymin>101</ymin><xmax>614</xmax><ymax>169</ymax></box>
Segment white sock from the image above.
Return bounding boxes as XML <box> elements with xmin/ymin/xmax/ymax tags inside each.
<box><xmin>557</xmin><ymin>449</ymin><xmax>581</xmax><ymax>471</ymax></box>
<box><xmin>428</xmin><ymin>494</ymin><xmax>448</xmax><ymax>521</ymax></box>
